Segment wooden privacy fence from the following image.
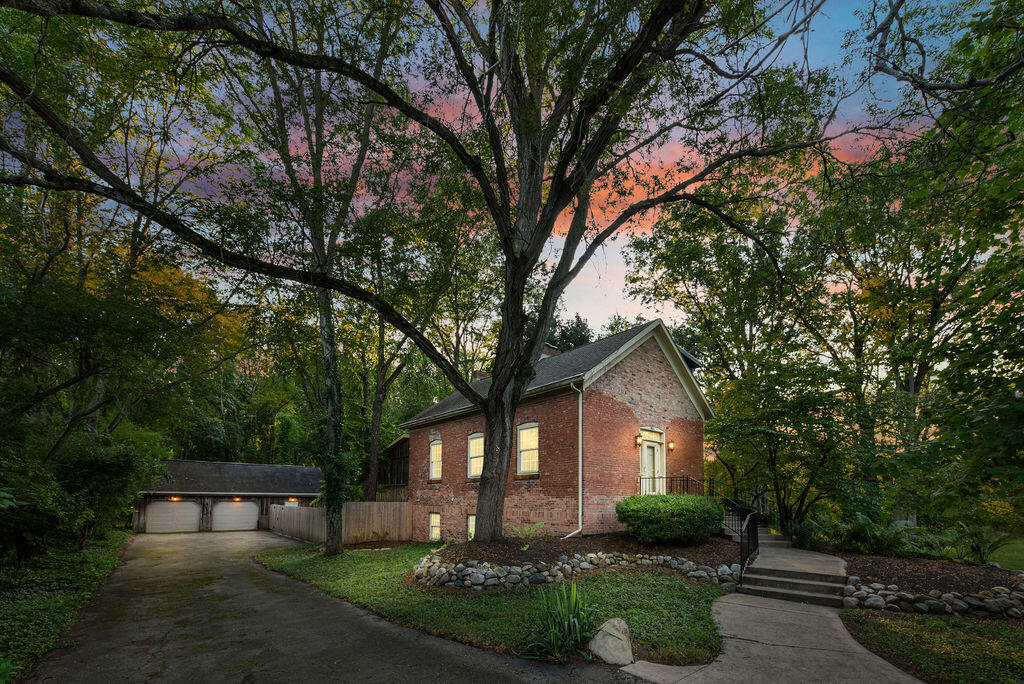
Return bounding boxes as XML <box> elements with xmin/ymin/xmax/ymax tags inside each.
<box><xmin>269</xmin><ymin>501</ymin><xmax>411</xmax><ymax>544</ymax></box>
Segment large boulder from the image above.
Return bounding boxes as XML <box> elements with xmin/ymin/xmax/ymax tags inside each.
<box><xmin>588</xmin><ymin>618</ymin><xmax>634</xmax><ymax>665</ymax></box>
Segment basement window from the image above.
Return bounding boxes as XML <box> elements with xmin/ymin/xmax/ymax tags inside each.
<box><xmin>467</xmin><ymin>514</ymin><xmax>476</xmax><ymax>541</ymax></box>
<box><xmin>429</xmin><ymin>512</ymin><xmax>441</xmax><ymax>542</ymax></box>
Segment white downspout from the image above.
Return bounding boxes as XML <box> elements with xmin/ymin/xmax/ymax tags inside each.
<box><xmin>562</xmin><ymin>381</ymin><xmax>584</xmax><ymax>538</ymax></box>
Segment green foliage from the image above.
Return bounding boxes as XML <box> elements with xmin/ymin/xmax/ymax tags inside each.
<box><xmin>615</xmin><ymin>495</ymin><xmax>724</xmax><ymax>545</ymax></box>
<box><xmin>506</xmin><ymin>522</ymin><xmax>545</xmax><ymax>550</ymax></box>
<box><xmin>0</xmin><ymin>530</ymin><xmax>131</xmax><ymax>681</ymax></box>
<box><xmin>832</xmin><ymin>514</ymin><xmax>916</xmax><ymax>556</ymax></box>
<box><xmin>257</xmin><ymin>543</ymin><xmax>723</xmax><ymax>665</ymax></box>
<box><xmin>841</xmin><ymin>611</ymin><xmax>1024</xmax><ymax>683</ymax></box>
<box><xmin>956</xmin><ymin>522</ymin><xmax>1013</xmax><ymax>566</ymax></box>
<box><xmin>522</xmin><ymin>582</ymin><xmax>598</xmax><ymax>661</ymax></box>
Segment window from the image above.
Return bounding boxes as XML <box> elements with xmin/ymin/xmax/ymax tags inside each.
<box><xmin>467</xmin><ymin>514</ymin><xmax>476</xmax><ymax>541</ymax></box>
<box><xmin>467</xmin><ymin>433</ymin><xmax>484</xmax><ymax>478</ymax></box>
<box><xmin>429</xmin><ymin>440</ymin><xmax>442</xmax><ymax>481</ymax></box>
<box><xmin>517</xmin><ymin>422</ymin><xmax>539</xmax><ymax>474</ymax></box>
<box><xmin>428</xmin><ymin>512</ymin><xmax>441</xmax><ymax>541</ymax></box>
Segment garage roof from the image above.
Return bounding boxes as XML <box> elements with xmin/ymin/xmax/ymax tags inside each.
<box><xmin>143</xmin><ymin>460</ymin><xmax>323</xmax><ymax>496</ymax></box>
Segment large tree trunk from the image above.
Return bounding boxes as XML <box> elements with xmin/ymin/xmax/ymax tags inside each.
<box><xmin>474</xmin><ymin>384</ymin><xmax>521</xmax><ymax>541</ymax></box>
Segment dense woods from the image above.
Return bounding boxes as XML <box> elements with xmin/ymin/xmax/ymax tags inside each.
<box><xmin>1</xmin><ymin>0</ymin><xmax>1021</xmax><ymax>559</ymax></box>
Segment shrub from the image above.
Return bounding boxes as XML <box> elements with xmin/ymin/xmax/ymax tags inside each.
<box><xmin>506</xmin><ymin>521</ymin><xmax>545</xmax><ymax>550</ymax></box>
<box><xmin>615</xmin><ymin>494</ymin><xmax>724</xmax><ymax>545</ymax></box>
<box><xmin>956</xmin><ymin>522</ymin><xmax>1012</xmax><ymax>565</ymax></box>
<box><xmin>523</xmin><ymin>582</ymin><xmax>598</xmax><ymax>661</ymax></box>
<box><xmin>832</xmin><ymin>513</ymin><xmax>915</xmax><ymax>555</ymax></box>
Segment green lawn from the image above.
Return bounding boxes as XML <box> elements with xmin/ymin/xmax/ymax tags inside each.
<box><xmin>991</xmin><ymin>538</ymin><xmax>1024</xmax><ymax>571</ymax></box>
<box><xmin>841</xmin><ymin>610</ymin><xmax>1024</xmax><ymax>683</ymax></box>
<box><xmin>256</xmin><ymin>542</ymin><xmax>722</xmax><ymax>664</ymax></box>
<box><xmin>0</xmin><ymin>530</ymin><xmax>133</xmax><ymax>682</ymax></box>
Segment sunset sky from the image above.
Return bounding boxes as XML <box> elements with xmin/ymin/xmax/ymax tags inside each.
<box><xmin>560</xmin><ymin>0</ymin><xmax>891</xmax><ymax>328</ymax></box>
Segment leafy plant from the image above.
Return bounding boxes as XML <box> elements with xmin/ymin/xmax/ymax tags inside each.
<box><xmin>615</xmin><ymin>494</ymin><xmax>724</xmax><ymax>545</ymax></box>
<box><xmin>956</xmin><ymin>522</ymin><xmax>1013</xmax><ymax>565</ymax></box>
<box><xmin>522</xmin><ymin>582</ymin><xmax>598</xmax><ymax>661</ymax></box>
<box><xmin>834</xmin><ymin>513</ymin><xmax>914</xmax><ymax>555</ymax></box>
<box><xmin>507</xmin><ymin>522</ymin><xmax>545</xmax><ymax>550</ymax></box>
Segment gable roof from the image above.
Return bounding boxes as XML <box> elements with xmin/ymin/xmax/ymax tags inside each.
<box><xmin>400</xmin><ymin>319</ymin><xmax>712</xmax><ymax>429</ymax></box>
<box><xmin>143</xmin><ymin>459</ymin><xmax>322</xmax><ymax>496</ymax></box>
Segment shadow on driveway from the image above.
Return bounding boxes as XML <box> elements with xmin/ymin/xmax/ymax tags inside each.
<box><xmin>29</xmin><ymin>531</ymin><xmax>635</xmax><ymax>683</ymax></box>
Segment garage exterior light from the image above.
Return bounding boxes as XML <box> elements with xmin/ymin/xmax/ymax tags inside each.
<box><xmin>169</xmin><ymin>496</ymin><xmax>180</xmax><ymax>501</ymax></box>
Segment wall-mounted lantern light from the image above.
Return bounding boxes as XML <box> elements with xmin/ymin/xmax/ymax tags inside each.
<box><xmin>287</xmin><ymin>497</ymin><xmax>298</xmax><ymax>503</ymax></box>
<box><xmin>635</xmin><ymin>434</ymin><xmax>643</xmax><ymax>446</ymax></box>
<box><xmin>233</xmin><ymin>497</ymin><xmax>242</xmax><ymax>502</ymax></box>
<box><xmin>169</xmin><ymin>496</ymin><xmax>180</xmax><ymax>501</ymax></box>
<box><xmin>668</xmin><ymin>441</ymin><xmax>675</xmax><ymax>451</ymax></box>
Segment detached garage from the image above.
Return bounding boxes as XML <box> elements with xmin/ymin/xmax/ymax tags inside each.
<box><xmin>133</xmin><ymin>460</ymin><xmax>322</xmax><ymax>533</ymax></box>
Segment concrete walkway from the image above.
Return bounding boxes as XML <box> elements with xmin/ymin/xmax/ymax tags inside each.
<box><xmin>623</xmin><ymin>593</ymin><xmax>919</xmax><ymax>683</ymax></box>
<box><xmin>623</xmin><ymin>543</ymin><xmax>920</xmax><ymax>683</ymax></box>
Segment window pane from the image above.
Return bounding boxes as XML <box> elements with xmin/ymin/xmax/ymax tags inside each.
<box><xmin>429</xmin><ymin>513</ymin><xmax>441</xmax><ymax>541</ymax></box>
<box><xmin>518</xmin><ymin>425</ymin><xmax>539</xmax><ymax>473</ymax></box>
<box><xmin>467</xmin><ymin>514</ymin><xmax>476</xmax><ymax>540</ymax></box>
<box><xmin>468</xmin><ymin>434</ymin><xmax>483</xmax><ymax>477</ymax></box>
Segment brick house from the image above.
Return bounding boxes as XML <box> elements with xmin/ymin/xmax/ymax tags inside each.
<box><xmin>400</xmin><ymin>320</ymin><xmax>714</xmax><ymax>542</ymax></box>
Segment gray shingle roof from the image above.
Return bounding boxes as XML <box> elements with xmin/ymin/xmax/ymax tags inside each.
<box><xmin>401</xmin><ymin>320</ymin><xmax>700</xmax><ymax>428</ymax></box>
<box><xmin>144</xmin><ymin>460</ymin><xmax>322</xmax><ymax>495</ymax></box>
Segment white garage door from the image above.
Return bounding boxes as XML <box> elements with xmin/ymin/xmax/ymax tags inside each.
<box><xmin>212</xmin><ymin>501</ymin><xmax>259</xmax><ymax>531</ymax></box>
<box><xmin>146</xmin><ymin>500</ymin><xmax>201</xmax><ymax>533</ymax></box>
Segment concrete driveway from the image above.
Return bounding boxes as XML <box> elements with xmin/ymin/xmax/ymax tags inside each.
<box><xmin>29</xmin><ymin>532</ymin><xmax>635</xmax><ymax>683</ymax></box>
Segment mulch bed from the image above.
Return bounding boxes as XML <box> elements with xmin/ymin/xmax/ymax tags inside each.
<box><xmin>437</xmin><ymin>532</ymin><xmax>738</xmax><ymax>568</ymax></box>
<box><xmin>828</xmin><ymin>550</ymin><xmax>1020</xmax><ymax>595</ymax></box>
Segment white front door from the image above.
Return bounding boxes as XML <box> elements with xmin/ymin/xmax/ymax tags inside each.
<box><xmin>641</xmin><ymin>441</ymin><xmax>665</xmax><ymax>494</ymax></box>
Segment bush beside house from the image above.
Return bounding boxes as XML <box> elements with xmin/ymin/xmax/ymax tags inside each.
<box><xmin>616</xmin><ymin>494</ymin><xmax>724</xmax><ymax>545</ymax></box>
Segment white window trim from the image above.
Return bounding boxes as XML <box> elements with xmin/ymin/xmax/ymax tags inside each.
<box><xmin>467</xmin><ymin>514</ymin><xmax>476</xmax><ymax>541</ymax></box>
<box><xmin>428</xmin><ymin>512</ymin><xmax>441</xmax><ymax>541</ymax></box>
<box><xmin>516</xmin><ymin>422</ymin><xmax>540</xmax><ymax>474</ymax></box>
<box><xmin>428</xmin><ymin>440</ymin><xmax>442</xmax><ymax>481</ymax></box>
<box><xmin>467</xmin><ymin>432</ymin><xmax>484</xmax><ymax>478</ymax></box>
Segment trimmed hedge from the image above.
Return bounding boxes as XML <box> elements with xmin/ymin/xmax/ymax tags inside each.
<box><xmin>616</xmin><ymin>494</ymin><xmax>725</xmax><ymax>545</ymax></box>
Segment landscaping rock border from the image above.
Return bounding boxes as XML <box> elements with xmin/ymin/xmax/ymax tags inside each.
<box><xmin>413</xmin><ymin>550</ymin><xmax>744</xmax><ymax>591</ymax></box>
<box><xmin>841</xmin><ymin>569</ymin><xmax>1024</xmax><ymax>619</ymax></box>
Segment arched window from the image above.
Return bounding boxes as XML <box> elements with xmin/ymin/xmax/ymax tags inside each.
<box><xmin>428</xmin><ymin>440</ymin><xmax>442</xmax><ymax>481</ymax></box>
<box><xmin>467</xmin><ymin>433</ymin><xmax>484</xmax><ymax>478</ymax></box>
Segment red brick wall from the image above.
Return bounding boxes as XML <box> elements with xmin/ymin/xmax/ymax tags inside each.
<box><xmin>407</xmin><ymin>335</ymin><xmax>705</xmax><ymax>541</ymax></box>
<box><xmin>582</xmin><ymin>337</ymin><xmax>705</xmax><ymax>533</ymax></box>
<box><xmin>408</xmin><ymin>391</ymin><xmax>580</xmax><ymax>541</ymax></box>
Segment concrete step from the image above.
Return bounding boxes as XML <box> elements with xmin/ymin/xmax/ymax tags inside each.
<box><xmin>744</xmin><ymin>565</ymin><xmax>846</xmax><ymax>584</ymax></box>
<box><xmin>742</xmin><ymin>572</ymin><xmax>845</xmax><ymax>593</ymax></box>
<box><xmin>737</xmin><ymin>584</ymin><xmax>843</xmax><ymax>607</ymax></box>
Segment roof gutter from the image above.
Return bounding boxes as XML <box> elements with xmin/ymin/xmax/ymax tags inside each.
<box><xmin>562</xmin><ymin>381</ymin><xmax>584</xmax><ymax>539</ymax></box>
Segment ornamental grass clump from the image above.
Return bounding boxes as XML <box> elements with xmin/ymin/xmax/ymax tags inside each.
<box><xmin>615</xmin><ymin>494</ymin><xmax>724</xmax><ymax>545</ymax></box>
<box><xmin>522</xmin><ymin>582</ymin><xmax>598</xmax><ymax>661</ymax></box>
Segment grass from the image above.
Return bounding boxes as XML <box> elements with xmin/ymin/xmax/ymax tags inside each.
<box><xmin>841</xmin><ymin>610</ymin><xmax>1024</xmax><ymax>683</ymax></box>
<box><xmin>990</xmin><ymin>538</ymin><xmax>1024</xmax><ymax>571</ymax></box>
<box><xmin>256</xmin><ymin>542</ymin><xmax>723</xmax><ymax>664</ymax></box>
<box><xmin>0</xmin><ymin>530</ymin><xmax>132</xmax><ymax>682</ymax></box>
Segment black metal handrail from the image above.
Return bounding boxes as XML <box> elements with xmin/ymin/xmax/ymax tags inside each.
<box><xmin>737</xmin><ymin>511</ymin><xmax>759</xmax><ymax>578</ymax></box>
<box><xmin>636</xmin><ymin>475</ymin><xmax>709</xmax><ymax>496</ymax></box>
